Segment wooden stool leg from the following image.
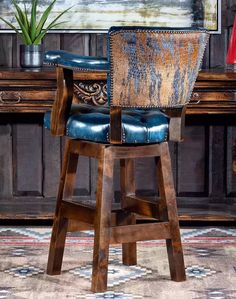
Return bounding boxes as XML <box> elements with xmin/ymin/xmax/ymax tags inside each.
<box><xmin>47</xmin><ymin>215</ymin><xmax>68</xmax><ymax>275</ymax></box>
<box><xmin>91</xmin><ymin>148</ymin><xmax>114</xmax><ymax>292</ymax></box>
<box><xmin>47</xmin><ymin>140</ymin><xmax>79</xmax><ymax>275</ymax></box>
<box><xmin>156</xmin><ymin>142</ymin><xmax>186</xmax><ymax>282</ymax></box>
<box><xmin>120</xmin><ymin>159</ymin><xmax>137</xmax><ymax>265</ymax></box>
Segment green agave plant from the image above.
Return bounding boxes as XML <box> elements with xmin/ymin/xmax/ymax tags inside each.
<box><xmin>0</xmin><ymin>0</ymin><xmax>71</xmax><ymax>45</ymax></box>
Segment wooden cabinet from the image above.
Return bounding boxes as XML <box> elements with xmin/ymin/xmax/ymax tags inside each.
<box><xmin>0</xmin><ymin>67</ymin><xmax>236</xmax><ymax>221</ymax></box>
<box><xmin>187</xmin><ymin>70</ymin><xmax>236</xmax><ymax>115</ymax></box>
<box><xmin>0</xmin><ymin>69</ymin><xmax>55</xmax><ymax>112</ymax></box>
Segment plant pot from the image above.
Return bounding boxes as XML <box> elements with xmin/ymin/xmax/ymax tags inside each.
<box><xmin>20</xmin><ymin>44</ymin><xmax>43</xmax><ymax>68</ymax></box>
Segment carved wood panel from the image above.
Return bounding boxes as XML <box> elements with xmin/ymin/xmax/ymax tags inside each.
<box><xmin>73</xmin><ymin>81</ymin><xmax>107</xmax><ymax>106</ymax></box>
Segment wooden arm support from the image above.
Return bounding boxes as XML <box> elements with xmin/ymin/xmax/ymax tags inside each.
<box><xmin>110</xmin><ymin>106</ymin><xmax>122</xmax><ymax>144</ymax></box>
<box><xmin>50</xmin><ymin>67</ymin><xmax>74</xmax><ymax>136</ymax></box>
<box><xmin>110</xmin><ymin>106</ymin><xmax>187</xmax><ymax>144</ymax></box>
<box><xmin>164</xmin><ymin>107</ymin><xmax>187</xmax><ymax>142</ymax></box>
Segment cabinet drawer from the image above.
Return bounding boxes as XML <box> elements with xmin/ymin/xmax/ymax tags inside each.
<box><xmin>0</xmin><ymin>89</ymin><xmax>56</xmax><ymax>112</ymax></box>
<box><xmin>191</xmin><ymin>91</ymin><xmax>236</xmax><ymax>103</ymax></box>
<box><xmin>188</xmin><ymin>91</ymin><xmax>236</xmax><ymax>114</ymax></box>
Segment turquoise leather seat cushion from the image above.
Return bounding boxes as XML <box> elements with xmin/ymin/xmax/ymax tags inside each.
<box><xmin>44</xmin><ymin>50</ymin><xmax>109</xmax><ymax>72</ymax></box>
<box><xmin>44</xmin><ymin>104</ymin><xmax>169</xmax><ymax>144</ymax></box>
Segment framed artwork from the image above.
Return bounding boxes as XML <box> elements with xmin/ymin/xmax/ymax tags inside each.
<box><xmin>0</xmin><ymin>0</ymin><xmax>221</xmax><ymax>34</ymax></box>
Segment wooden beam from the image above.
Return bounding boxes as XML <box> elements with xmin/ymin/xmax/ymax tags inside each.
<box><xmin>110</xmin><ymin>222</ymin><xmax>171</xmax><ymax>244</ymax></box>
<box><xmin>124</xmin><ymin>195</ymin><xmax>159</xmax><ymax>219</ymax></box>
<box><xmin>61</xmin><ymin>200</ymin><xmax>95</xmax><ymax>224</ymax></box>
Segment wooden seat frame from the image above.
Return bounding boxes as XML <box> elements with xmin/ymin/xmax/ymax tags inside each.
<box><xmin>46</xmin><ymin>67</ymin><xmax>186</xmax><ymax>292</ymax></box>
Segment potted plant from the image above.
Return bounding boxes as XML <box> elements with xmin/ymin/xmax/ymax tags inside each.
<box><xmin>0</xmin><ymin>0</ymin><xmax>71</xmax><ymax>68</ymax></box>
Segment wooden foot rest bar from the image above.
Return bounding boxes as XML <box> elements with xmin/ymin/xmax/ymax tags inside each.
<box><xmin>110</xmin><ymin>222</ymin><xmax>171</xmax><ymax>244</ymax></box>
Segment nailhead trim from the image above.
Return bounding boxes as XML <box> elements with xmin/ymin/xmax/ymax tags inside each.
<box><xmin>44</xmin><ymin>61</ymin><xmax>109</xmax><ymax>73</ymax></box>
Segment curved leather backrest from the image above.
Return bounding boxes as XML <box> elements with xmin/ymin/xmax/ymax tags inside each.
<box><xmin>108</xmin><ymin>27</ymin><xmax>209</xmax><ymax>108</ymax></box>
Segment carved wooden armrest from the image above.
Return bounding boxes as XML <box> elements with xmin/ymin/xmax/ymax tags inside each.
<box><xmin>50</xmin><ymin>67</ymin><xmax>74</xmax><ymax>136</ymax></box>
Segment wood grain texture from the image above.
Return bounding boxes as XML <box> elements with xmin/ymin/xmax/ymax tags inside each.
<box><xmin>227</xmin><ymin>126</ymin><xmax>236</xmax><ymax>197</ymax></box>
<box><xmin>12</xmin><ymin>122</ymin><xmax>43</xmax><ymax>196</ymax></box>
<box><xmin>91</xmin><ymin>147</ymin><xmax>114</xmax><ymax>292</ymax></box>
<box><xmin>43</xmin><ymin>129</ymin><xmax>61</xmax><ymax>197</ymax></box>
<box><xmin>44</xmin><ymin>34</ymin><xmax>61</xmax><ymax>52</ymax></box>
<box><xmin>61</xmin><ymin>34</ymin><xmax>89</xmax><ymax>55</ymax></box>
<box><xmin>90</xmin><ymin>33</ymin><xmax>107</xmax><ymax>56</ymax></box>
<box><xmin>110</xmin><ymin>222</ymin><xmax>171</xmax><ymax>244</ymax></box>
<box><xmin>210</xmin><ymin>29</ymin><xmax>228</xmax><ymax>68</ymax></box>
<box><xmin>110</xmin><ymin>107</ymin><xmax>122</xmax><ymax>144</ymax></box>
<box><xmin>119</xmin><ymin>159</ymin><xmax>137</xmax><ymax>265</ymax></box>
<box><xmin>12</xmin><ymin>35</ymin><xmax>22</xmax><ymax>68</ymax></box>
<box><xmin>73</xmin><ymin>156</ymin><xmax>91</xmax><ymax>196</ymax></box>
<box><xmin>177</xmin><ymin>126</ymin><xmax>207</xmax><ymax>196</ymax></box>
<box><xmin>156</xmin><ymin>142</ymin><xmax>186</xmax><ymax>281</ymax></box>
<box><xmin>47</xmin><ymin>139</ymin><xmax>78</xmax><ymax>275</ymax></box>
<box><xmin>0</xmin><ymin>34</ymin><xmax>13</xmax><ymax>67</ymax></box>
<box><xmin>0</xmin><ymin>125</ymin><xmax>13</xmax><ymax>197</ymax></box>
<box><xmin>209</xmin><ymin>126</ymin><xmax>226</xmax><ymax>202</ymax></box>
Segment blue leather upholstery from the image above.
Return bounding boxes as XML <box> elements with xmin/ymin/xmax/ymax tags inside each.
<box><xmin>44</xmin><ymin>104</ymin><xmax>169</xmax><ymax>144</ymax></box>
<box><xmin>44</xmin><ymin>50</ymin><xmax>109</xmax><ymax>72</ymax></box>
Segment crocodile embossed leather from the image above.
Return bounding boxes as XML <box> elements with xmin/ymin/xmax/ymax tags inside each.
<box><xmin>109</xmin><ymin>28</ymin><xmax>209</xmax><ymax>108</ymax></box>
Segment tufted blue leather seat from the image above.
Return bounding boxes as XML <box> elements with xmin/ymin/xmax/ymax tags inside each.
<box><xmin>44</xmin><ymin>104</ymin><xmax>169</xmax><ymax>144</ymax></box>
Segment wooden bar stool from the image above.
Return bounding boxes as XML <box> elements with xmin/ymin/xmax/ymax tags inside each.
<box><xmin>44</xmin><ymin>26</ymin><xmax>209</xmax><ymax>292</ymax></box>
